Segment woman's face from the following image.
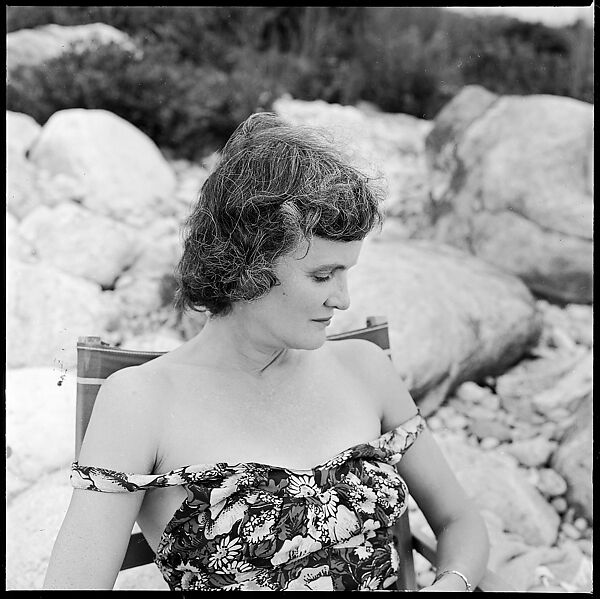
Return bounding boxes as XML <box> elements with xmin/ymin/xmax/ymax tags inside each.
<box><xmin>243</xmin><ymin>237</ymin><xmax>363</xmax><ymax>350</ymax></box>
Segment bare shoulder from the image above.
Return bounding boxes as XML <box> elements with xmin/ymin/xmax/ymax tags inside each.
<box><xmin>326</xmin><ymin>338</ymin><xmax>418</xmax><ymax>432</ymax></box>
<box><xmin>77</xmin><ymin>359</ymin><xmax>169</xmax><ymax>474</ymax></box>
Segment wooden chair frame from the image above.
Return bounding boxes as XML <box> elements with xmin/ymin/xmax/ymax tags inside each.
<box><xmin>76</xmin><ymin>316</ymin><xmax>507</xmax><ymax>591</ymax></box>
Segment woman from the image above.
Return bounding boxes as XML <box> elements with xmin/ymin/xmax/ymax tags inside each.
<box><xmin>44</xmin><ymin>113</ymin><xmax>489</xmax><ymax>591</ymax></box>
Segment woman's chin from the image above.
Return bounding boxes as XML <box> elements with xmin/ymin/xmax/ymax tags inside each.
<box><xmin>297</xmin><ymin>333</ymin><xmax>328</xmax><ymax>351</ymax></box>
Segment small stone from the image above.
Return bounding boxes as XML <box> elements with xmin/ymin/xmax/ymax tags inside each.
<box><xmin>561</xmin><ymin>522</ymin><xmax>581</xmax><ymax>540</ymax></box>
<box><xmin>482</xmin><ymin>393</ymin><xmax>501</xmax><ymax>411</ymax></box>
<box><xmin>525</xmin><ymin>467</ymin><xmax>540</xmax><ymax>487</ymax></box>
<box><xmin>536</xmin><ymin>468</ymin><xmax>568</xmax><ymax>498</ymax></box>
<box><xmin>469</xmin><ymin>418</ymin><xmax>513</xmax><ymax>442</ymax></box>
<box><xmin>443</xmin><ymin>412</ymin><xmax>469</xmax><ymax>429</ymax></box>
<box><xmin>479</xmin><ymin>436</ymin><xmax>500</xmax><ymax>450</ymax></box>
<box><xmin>455</xmin><ymin>381</ymin><xmax>490</xmax><ymax>403</ymax></box>
<box><xmin>564</xmin><ymin>507</ymin><xmax>576</xmax><ymax>523</ymax></box>
<box><xmin>573</xmin><ymin>517</ymin><xmax>588</xmax><ymax>532</ymax></box>
<box><xmin>505</xmin><ymin>437</ymin><xmax>558</xmax><ymax>468</ymax></box>
<box><xmin>576</xmin><ymin>539</ymin><xmax>592</xmax><ymax>556</ymax></box>
<box><xmin>455</xmin><ymin>403</ymin><xmax>496</xmax><ymax>421</ymax></box>
<box><xmin>550</xmin><ymin>497</ymin><xmax>568</xmax><ymax>514</ymax></box>
<box><xmin>510</xmin><ymin>425</ymin><xmax>538</xmax><ymax>441</ymax></box>
<box><xmin>427</xmin><ymin>415</ymin><xmax>443</xmax><ymax>431</ymax></box>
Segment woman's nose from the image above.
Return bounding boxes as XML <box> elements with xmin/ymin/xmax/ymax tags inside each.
<box><xmin>325</xmin><ymin>275</ymin><xmax>351</xmax><ymax>311</ymax></box>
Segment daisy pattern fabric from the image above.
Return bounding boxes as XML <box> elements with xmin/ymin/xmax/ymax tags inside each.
<box><xmin>71</xmin><ymin>411</ymin><xmax>425</xmax><ymax>591</ymax></box>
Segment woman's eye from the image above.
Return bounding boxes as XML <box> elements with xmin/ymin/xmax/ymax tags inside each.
<box><xmin>313</xmin><ymin>273</ymin><xmax>332</xmax><ymax>283</ymax></box>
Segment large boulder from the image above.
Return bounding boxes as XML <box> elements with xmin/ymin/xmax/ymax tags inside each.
<box><xmin>6</xmin><ymin>211</ymin><xmax>37</xmax><ymax>263</ymax></box>
<box><xmin>495</xmin><ymin>346</ymin><xmax>591</xmax><ymax>423</ymax></box>
<box><xmin>19</xmin><ymin>203</ymin><xmax>142</xmax><ymax>288</ymax></box>
<box><xmin>112</xmin><ymin>217</ymin><xmax>183</xmax><ymax>316</ymax></box>
<box><xmin>328</xmin><ymin>227</ymin><xmax>542</xmax><ymax>413</ymax></box>
<box><xmin>551</xmin><ymin>393</ymin><xmax>593</xmax><ymax>522</ymax></box>
<box><xmin>6</xmin><ymin>259</ymin><xmax>119</xmax><ymax>369</ymax></box>
<box><xmin>27</xmin><ymin>108</ymin><xmax>178</xmax><ymax>227</ymax></box>
<box><xmin>437</xmin><ymin>432</ymin><xmax>560</xmax><ymax>546</ymax></box>
<box><xmin>6</xmin><ymin>110</ymin><xmax>41</xmax><ymax>157</ymax></box>
<box><xmin>6</xmin><ymin>369</ymin><xmax>76</xmax><ymax>499</ymax></box>
<box><xmin>274</xmin><ymin>96</ymin><xmax>434</xmax><ymax>236</ymax></box>
<box><xmin>6</xmin><ymin>469</ymin><xmax>73</xmax><ymax>590</ymax></box>
<box><xmin>6</xmin><ymin>22</ymin><xmax>138</xmax><ymax>76</ymax></box>
<box><xmin>6</xmin><ymin>111</ymin><xmax>43</xmax><ymax>220</ymax></box>
<box><xmin>424</xmin><ymin>85</ymin><xmax>593</xmax><ymax>304</ymax></box>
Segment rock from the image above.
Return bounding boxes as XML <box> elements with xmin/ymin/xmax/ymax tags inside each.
<box><xmin>453</xmin><ymin>403</ymin><xmax>497</xmax><ymax>421</ymax></box>
<box><xmin>113</xmin><ymin>276</ymin><xmax>165</xmax><ymax>317</ymax></box>
<box><xmin>28</xmin><ymin>108</ymin><xmax>178</xmax><ymax>227</ymax></box>
<box><xmin>6</xmin><ymin>211</ymin><xmax>37</xmax><ymax>263</ymax></box>
<box><xmin>550</xmin><ymin>393</ymin><xmax>592</xmax><ymax>521</ymax></box>
<box><xmin>504</xmin><ymin>437</ymin><xmax>558</xmax><ymax>468</ymax></box>
<box><xmin>453</xmin><ymin>381</ymin><xmax>491</xmax><ymax>403</ymax></box>
<box><xmin>6</xmin><ymin>111</ymin><xmax>44</xmax><ymax>221</ymax></box>
<box><xmin>496</xmin><ymin>348</ymin><xmax>587</xmax><ymax>420</ymax></box>
<box><xmin>6</xmin><ymin>155</ymin><xmax>43</xmax><ymax>221</ymax></box>
<box><xmin>479</xmin><ymin>437</ymin><xmax>501</xmax><ymax>450</ymax></box>
<box><xmin>560</xmin><ymin>522</ymin><xmax>581</xmax><ymax>540</ymax></box>
<box><xmin>19</xmin><ymin>203</ymin><xmax>141</xmax><ymax>288</ymax></box>
<box><xmin>536</xmin><ymin>468</ymin><xmax>568</xmax><ymax>498</ymax></box>
<box><xmin>129</xmin><ymin>218</ymin><xmax>182</xmax><ymax>274</ymax></box>
<box><xmin>573</xmin><ymin>517</ymin><xmax>588</xmax><ymax>532</ymax></box>
<box><xmin>535</xmin><ymin>299</ymin><xmax>593</xmax><ymax>351</ymax></box>
<box><xmin>6</xmin><ymin>469</ymin><xmax>72</xmax><ymax>590</ymax></box>
<box><xmin>6</xmin><ymin>369</ymin><xmax>76</xmax><ymax>495</ymax></box>
<box><xmin>119</xmin><ymin>329</ymin><xmax>183</xmax><ymax>353</ymax></box>
<box><xmin>530</xmin><ymin>350</ymin><xmax>592</xmax><ymax>416</ymax></box>
<box><xmin>274</xmin><ymin>96</ymin><xmax>434</xmax><ymax>235</ymax></box>
<box><xmin>576</xmin><ymin>539</ymin><xmax>592</xmax><ymax>557</ymax></box>
<box><xmin>425</xmin><ymin>415</ymin><xmax>443</xmax><ymax>431</ymax></box>
<box><xmin>550</xmin><ymin>497</ymin><xmax>568</xmax><ymax>514</ymax></box>
<box><xmin>551</xmin><ymin>542</ymin><xmax>592</xmax><ymax>592</ymax></box>
<box><xmin>564</xmin><ymin>304</ymin><xmax>593</xmax><ymax>348</ymax></box>
<box><xmin>425</xmin><ymin>85</ymin><xmax>593</xmax><ymax>304</ymax></box>
<box><xmin>328</xmin><ymin>236</ymin><xmax>541</xmax><ymax>414</ymax></box>
<box><xmin>436</xmin><ymin>432</ymin><xmax>560</xmax><ymax>545</ymax></box>
<box><xmin>495</xmin><ymin>546</ymin><xmax>562</xmax><ymax>592</ymax></box>
<box><xmin>36</xmin><ymin>170</ymin><xmax>85</xmax><ymax>207</ymax></box>
<box><xmin>6</xmin><ymin>110</ymin><xmax>41</xmax><ymax>158</ymax></box>
<box><xmin>7</xmin><ymin>22</ymin><xmax>138</xmax><ymax>75</ymax></box>
<box><xmin>6</xmin><ymin>259</ymin><xmax>118</xmax><ymax>369</ymax></box>
<box><xmin>469</xmin><ymin>419</ymin><xmax>513</xmax><ymax>443</ymax></box>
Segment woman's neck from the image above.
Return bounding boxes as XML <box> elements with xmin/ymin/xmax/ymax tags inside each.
<box><xmin>189</xmin><ymin>312</ymin><xmax>294</xmax><ymax>378</ymax></box>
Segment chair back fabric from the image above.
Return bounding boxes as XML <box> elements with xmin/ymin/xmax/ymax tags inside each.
<box><xmin>75</xmin><ymin>317</ymin><xmax>417</xmax><ymax>588</ymax></box>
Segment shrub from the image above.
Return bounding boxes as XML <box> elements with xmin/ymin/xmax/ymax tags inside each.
<box><xmin>6</xmin><ymin>42</ymin><xmax>273</xmax><ymax>160</ymax></box>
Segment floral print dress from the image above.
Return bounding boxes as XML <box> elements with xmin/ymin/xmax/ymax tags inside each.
<box><xmin>71</xmin><ymin>411</ymin><xmax>425</xmax><ymax>591</ymax></box>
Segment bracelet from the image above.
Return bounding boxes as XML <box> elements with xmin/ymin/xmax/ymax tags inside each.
<box><xmin>434</xmin><ymin>569</ymin><xmax>472</xmax><ymax>592</ymax></box>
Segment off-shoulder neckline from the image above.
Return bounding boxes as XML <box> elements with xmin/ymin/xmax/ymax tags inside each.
<box><xmin>73</xmin><ymin>411</ymin><xmax>424</xmax><ymax>479</ymax></box>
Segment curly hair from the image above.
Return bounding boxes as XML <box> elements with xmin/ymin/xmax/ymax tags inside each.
<box><xmin>175</xmin><ymin>112</ymin><xmax>384</xmax><ymax>316</ymax></box>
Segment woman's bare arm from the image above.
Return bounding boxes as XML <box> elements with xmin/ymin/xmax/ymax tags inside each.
<box><xmin>354</xmin><ymin>340</ymin><xmax>490</xmax><ymax>591</ymax></box>
<box><xmin>397</xmin><ymin>429</ymin><xmax>490</xmax><ymax>591</ymax></box>
<box><xmin>43</xmin><ymin>367</ymin><xmax>160</xmax><ymax>589</ymax></box>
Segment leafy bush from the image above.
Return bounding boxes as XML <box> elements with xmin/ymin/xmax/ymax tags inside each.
<box><xmin>6</xmin><ymin>41</ymin><xmax>276</xmax><ymax>160</ymax></box>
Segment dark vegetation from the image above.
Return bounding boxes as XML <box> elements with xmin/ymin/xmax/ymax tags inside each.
<box><xmin>6</xmin><ymin>6</ymin><xmax>593</xmax><ymax>161</ymax></box>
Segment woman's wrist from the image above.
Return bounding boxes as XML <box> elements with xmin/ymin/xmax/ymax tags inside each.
<box><xmin>433</xmin><ymin>569</ymin><xmax>472</xmax><ymax>592</ymax></box>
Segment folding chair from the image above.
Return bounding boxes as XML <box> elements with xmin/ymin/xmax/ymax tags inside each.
<box><xmin>76</xmin><ymin>316</ymin><xmax>508</xmax><ymax>591</ymax></box>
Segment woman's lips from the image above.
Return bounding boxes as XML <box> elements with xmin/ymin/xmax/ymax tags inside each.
<box><xmin>312</xmin><ymin>317</ymin><xmax>332</xmax><ymax>325</ymax></box>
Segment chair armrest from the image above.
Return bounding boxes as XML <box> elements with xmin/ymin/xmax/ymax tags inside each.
<box><xmin>410</xmin><ymin>527</ymin><xmax>515</xmax><ymax>592</ymax></box>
